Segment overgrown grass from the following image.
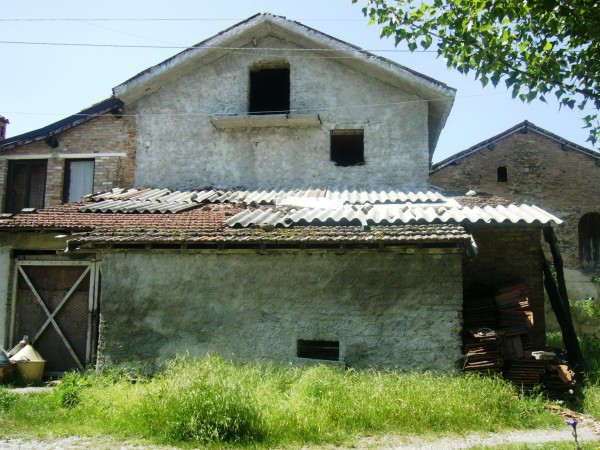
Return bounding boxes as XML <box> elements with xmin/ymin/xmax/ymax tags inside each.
<box><xmin>583</xmin><ymin>380</ymin><xmax>600</xmax><ymax>420</ymax></box>
<box><xmin>546</xmin><ymin>331</ymin><xmax>600</xmax><ymax>419</ymax></box>
<box><xmin>546</xmin><ymin>331</ymin><xmax>600</xmax><ymax>376</ymax></box>
<box><xmin>0</xmin><ymin>355</ymin><xmax>562</xmax><ymax>447</ymax></box>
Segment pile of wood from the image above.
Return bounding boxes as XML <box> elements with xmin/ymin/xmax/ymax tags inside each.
<box><xmin>462</xmin><ymin>281</ymin><xmax>575</xmax><ymax>397</ymax></box>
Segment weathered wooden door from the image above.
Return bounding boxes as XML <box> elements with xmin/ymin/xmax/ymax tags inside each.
<box><xmin>579</xmin><ymin>213</ymin><xmax>600</xmax><ymax>270</ymax></box>
<box><xmin>10</xmin><ymin>260</ymin><xmax>100</xmax><ymax>374</ymax></box>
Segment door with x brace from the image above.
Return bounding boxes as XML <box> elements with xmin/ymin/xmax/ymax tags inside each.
<box><xmin>10</xmin><ymin>260</ymin><xmax>99</xmax><ymax>373</ymax></box>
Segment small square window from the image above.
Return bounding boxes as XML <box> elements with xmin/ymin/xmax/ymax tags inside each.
<box><xmin>497</xmin><ymin>166</ymin><xmax>508</xmax><ymax>182</ymax></box>
<box><xmin>297</xmin><ymin>339</ymin><xmax>339</xmax><ymax>361</ymax></box>
<box><xmin>331</xmin><ymin>130</ymin><xmax>364</xmax><ymax>166</ymax></box>
<box><xmin>249</xmin><ymin>67</ymin><xmax>290</xmax><ymax>115</ymax></box>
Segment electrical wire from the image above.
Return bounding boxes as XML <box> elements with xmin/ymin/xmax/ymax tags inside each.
<box><xmin>0</xmin><ymin>40</ymin><xmax>436</xmax><ymax>53</ymax></box>
<box><xmin>1</xmin><ymin>18</ymin><xmax>369</xmax><ymax>22</ymax></box>
<box><xmin>2</xmin><ymin>90</ymin><xmax>510</xmax><ymax>119</ymax></box>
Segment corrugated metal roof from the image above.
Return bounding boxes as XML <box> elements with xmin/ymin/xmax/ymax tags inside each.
<box><xmin>81</xmin><ymin>187</ymin><xmax>449</xmax><ymax>213</ymax></box>
<box><xmin>226</xmin><ymin>204</ymin><xmax>562</xmax><ymax>227</ymax></box>
<box><xmin>79</xmin><ymin>187</ymin><xmax>561</xmax><ymax>227</ymax></box>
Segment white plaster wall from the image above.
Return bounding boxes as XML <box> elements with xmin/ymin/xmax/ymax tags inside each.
<box><xmin>97</xmin><ymin>250</ymin><xmax>463</xmax><ymax>372</ymax></box>
<box><xmin>0</xmin><ymin>248</ymin><xmax>11</xmax><ymax>348</ymax></box>
<box><xmin>132</xmin><ymin>36</ymin><xmax>429</xmax><ymax>190</ymax></box>
<box><xmin>564</xmin><ymin>268</ymin><xmax>600</xmax><ymax>300</ymax></box>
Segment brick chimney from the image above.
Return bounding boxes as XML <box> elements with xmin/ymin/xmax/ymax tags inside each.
<box><xmin>0</xmin><ymin>115</ymin><xmax>8</xmax><ymax>141</ymax></box>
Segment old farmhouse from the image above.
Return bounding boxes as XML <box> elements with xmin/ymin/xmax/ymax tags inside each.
<box><xmin>0</xmin><ymin>14</ymin><xmax>560</xmax><ymax>374</ymax></box>
<box><xmin>430</xmin><ymin>121</ymin><xmax>600</xmax><ymax>300</ymax></box>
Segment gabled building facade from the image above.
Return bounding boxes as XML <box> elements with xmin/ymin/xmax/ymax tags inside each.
<box><xmin>430</xmin><ymin>121</ymin><xmax>600</xmax><ymax>299</ymax></box>
<box><xmin>0</xmin><ymin>15</ymin><xmax>562</xmax><ymax>374</ymax></box>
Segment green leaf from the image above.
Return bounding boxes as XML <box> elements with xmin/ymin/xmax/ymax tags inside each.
<box><xmin>543</xmin><ymin>41</ymin><xmax>553</xmax><ymax>51</ymax></box>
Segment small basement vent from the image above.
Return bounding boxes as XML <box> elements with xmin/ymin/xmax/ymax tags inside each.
<box><xmin>297</xmin><ymin>339</ymin><xmax>339</xmax><ymax>361</ymax></box>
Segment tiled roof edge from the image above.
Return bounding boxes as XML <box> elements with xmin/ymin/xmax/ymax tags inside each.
<box><xmin>430</xmin><ymin>120</ymin><xmax>600</xmax><ymax>173</ymax></box>
<box><xmin>0</xmin><ymin>97</ymin><xmax>124</xmax><ymax>151</ymax></box>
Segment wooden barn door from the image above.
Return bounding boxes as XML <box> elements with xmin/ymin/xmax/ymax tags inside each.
<box><xmin>9</xmin><ymin>260</ymin><xmax>100</xmax><ymax>374</ymax></box>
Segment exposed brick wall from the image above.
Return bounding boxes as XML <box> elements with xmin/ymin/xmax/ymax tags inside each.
<box><xmin>430</xmin><ymin>129</ymin><xmax>600</xmax><ymax>269</ymax></box>
<box><xmin>463</xmin><ymin>225</ymin><xmax>545</xmax><ymax>346</ymax></box>
<box><xmin>0</xmin><ymin>113</ymin><xmax>136</xmax><ymax>211</ymax></box>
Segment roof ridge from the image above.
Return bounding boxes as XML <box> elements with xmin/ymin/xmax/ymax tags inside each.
<box><xmin>431</xmin><ymin>120</ymin><xmax>599</xmax><ymax>173</ymax></box>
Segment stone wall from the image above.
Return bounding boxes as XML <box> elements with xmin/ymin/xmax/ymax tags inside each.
<box><xmin>0</xmin><ymin>114</ymin><xmax>136</xmax><ymax>211</ymax></box>
<box><xmin>132</xmin><ymin>35</ymin><xmax>430</xmax><ymax>191</ymax></box>
<box><xmin>430</xmin><ymin>128</ymin><xmax>600</xmax><ymax>299</ymax></box>
<box><xmin>0</xmin><ymin>247</ymin><xmax>11</xmax><ymax>348</ymax></box>
<box><xmin>463</xmin><ymin>225</ymin><xmax>546</xmax><ymax>346</ymax></box>
<box><xmin>97</xmin><ymin>250</ymin><xmax>463</xmax><ymax>371</ymax></box>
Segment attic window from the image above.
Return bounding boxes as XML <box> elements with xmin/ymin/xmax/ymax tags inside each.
<box><xmin>497</xmin><ymin>166</ymin><xmax>508</xmax><ymax>182</ymax></box>
<box><xmin>297</xmin><ymin>339</ymin><xmax>339</xmax><ymax>361</ymax></box>
<box><xmin>249</xmin><ymin>65</ymin><xmax>290</xmax><ymax>115</ymax></box>
<box><xmin>331</xmin><ymin>130</ymin><xmax>364</xmax><ymax>166</ymax></box>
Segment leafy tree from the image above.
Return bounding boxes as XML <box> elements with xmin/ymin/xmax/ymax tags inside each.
<box><xmin>354</xmin><ymin>0</ymin><xmax>600</xmax><ymax>146</ymax></box>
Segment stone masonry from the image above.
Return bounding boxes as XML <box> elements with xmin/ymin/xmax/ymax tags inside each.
<box><xmin>97</xmin><ymin>250</ymin><xmax>464</xmax><ymax>372</ymax></box>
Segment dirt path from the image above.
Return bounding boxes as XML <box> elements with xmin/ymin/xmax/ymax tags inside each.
<box><xmin>1</xmin><ymin>427</ymin><xmax>598</xmax><ymax>450</ymax></box>
<box><xmin>356</xmin><ymin>427</ymin><xmax>600</xmax><ymax>449</ymax></box>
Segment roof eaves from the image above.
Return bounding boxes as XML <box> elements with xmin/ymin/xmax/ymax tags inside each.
<box><xmin>113</xmin><ymin>13</ymin><xmax>456</xmax><ymax>101</ymax></box>
<box><xmin>431</xmin><ymin>120</ymin><xmax>600</xmax><ymax>173</ymax></box>
<box><xmin>0</xmin><ymin>97</ymin><xmax>123</xmax><ymax>151</ymax></box>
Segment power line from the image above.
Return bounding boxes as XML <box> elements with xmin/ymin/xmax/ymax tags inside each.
<box><xmin>2</xmin><ymin>91</ymin><xmax>510</xmax><ymax>119</ymax></box>
<box><xmin>0</xmin><ymin>40</ymin><xmax>436</xmax><ymax>53</ymax></box>
<box><xmin>1</xmin><ymin>18</ymin><xmax>369</xmax><ymax>22</ymax></box>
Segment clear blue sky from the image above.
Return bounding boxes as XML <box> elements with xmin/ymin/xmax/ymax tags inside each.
<box><xmin>1</xmin><ymin>0</ymin><xmax>597</xmax><ymax>163</ymax></box>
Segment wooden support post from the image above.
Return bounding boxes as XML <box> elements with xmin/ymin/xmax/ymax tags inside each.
<box><xmin>542</xmin><ymin>254</ymin><xmax>586</xmax><ymax>387</ymax></box>
<box><xmin>543</xmin><ymin>226</ymin><xmax>572</xmax><ymax>323</ymax></box>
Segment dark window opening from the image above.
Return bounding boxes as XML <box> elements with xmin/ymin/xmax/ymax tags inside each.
<box><xmin>6</xmin><ymin>160</ymin><xmax>47</xmax><ymax>214</ymax></box>
<box><xmin>64</xmin><ymin>159</ymin><xmax>95</xmax><ymax>203</ymax></box>
<box><xmin>249</xmin><ymin>67</ymin><xmax>290</xmax><ymax>115</ymax></box>
<box><xmin>297</xmin><ymin>339</ymin><xmax>339</xmax><ymax>361</ymax></box>
<box><xmin>579</xmin><ymin>213</ymin><xmax>600</xmax><ymax>270</ymax></box>
<box><xmin>497</xmin><ymin>166</ymin><xmax>508</xmax><ymax>182</ymax></box>
<box><xmin>331</xmin><ymin>130</ymin><xmax>364</xmax><ymax>166</ymax></box>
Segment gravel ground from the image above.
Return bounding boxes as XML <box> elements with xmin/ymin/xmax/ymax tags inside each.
<box><xmin>356</xmin><ymin>427</ymin><xmax>600</xmax><ymax>449</ymax></box>
<box><xmin>0</xmin><ymin>427</ymin><xmax>598</xmax><ymax>449</ymax></box>
<box><xmin>0</xmin><ymin>437</ymin><xmax>176</xmax><ymax>449</ymax></box>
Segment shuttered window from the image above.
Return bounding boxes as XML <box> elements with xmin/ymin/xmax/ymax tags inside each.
<box><xmin>6</xmin><ymin>160</ymin><xmax>47</xmax><ymax>214</ymax></box>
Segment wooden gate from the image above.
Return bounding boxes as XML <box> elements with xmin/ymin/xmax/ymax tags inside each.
<box><xmin>9</xmin><ymin>260</ymin><xmax>100</xmax><ymax>374</ymax></box>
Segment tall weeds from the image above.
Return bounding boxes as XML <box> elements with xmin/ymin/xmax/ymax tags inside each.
<box><xmin>0</xmin><ymin>355</ymin><xmax>561</xmax><ymax>446</ymax></box>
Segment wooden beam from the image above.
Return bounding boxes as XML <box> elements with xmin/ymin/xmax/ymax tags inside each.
<box><xmin>542</xmin><ymin>255</ymin><xmax>586</xmax><ymax>386</ymax></box>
